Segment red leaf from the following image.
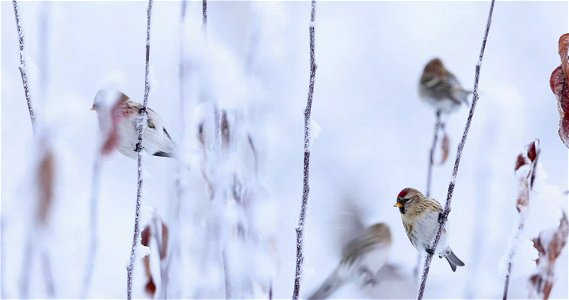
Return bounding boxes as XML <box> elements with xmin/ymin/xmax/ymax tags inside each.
<box><xmin>160</xmin><ymin>222</ymin><xmax>169</xmax><ymax>260</ymax></box>
<box><xmin>552</xmin><ymin>33</ymin><xmax>569</xmax><ymax>148</ymax></box>
<box><xmin>141</xmin><ymin>225</ymin><xmax>151</xmax><ymax>247</ymax></box>
<box><xmin>550</xmin><ymin>66</ymin><xmax>569</xmax><ymax>148</ymax></box>
<box><xmin>101</xmin><ymin>101</ymin><xmax>122</xmax><ymax>155</ymax></box>
<box><xmin>37</xmin><ymin>149</ymin><xmax>55</xmax><ymax>224</ymax></box>
<box><xmin>514</xmin><ymin>154</ymin><xmax>527</xmax><ymax>171</ymax></box>
<box><xmin>558</xmin><ymin>33</ymin><xmax>569</xmax><ymax>83</ymax></box>
<box><xmin>145</xmin><ymin>277</ymin><xmax>156</xmax><ymax>296</ymax></box>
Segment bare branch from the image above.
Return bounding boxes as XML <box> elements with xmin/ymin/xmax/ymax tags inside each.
<box><xmin>12</xmin><ymin>0</ymin><xmax>37</xmax><ymax>132</ymax></box>
<box><xmin>416</xmin><ymin>1</ymin><xmax>495</xmax><ymax>299</ymax></box>
<box><xmin>81</xmin><ymin>154</ymin><xmax>102</xmax><ymax>298</ymax></box>
<box><xmin>127</xmin><ymin>1</ymin><xmax>153</xmax><ymax>299</ymax></box>
<box><xmin>426</xmin><ymin>111</ymin><xmax>442</xmax><ymax>198</ymax></box>
<box><xmin>292</xmin><ymin>1</ymin><xmax>317</xmax><ymax>299</ymax></box>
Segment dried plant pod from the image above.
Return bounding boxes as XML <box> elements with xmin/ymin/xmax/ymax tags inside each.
<box><xmin>37</xmin><ymin>149</ymin><xmax>55</xmax><ymax>225</ymax></box>
<box><xmin>529</xmin><ymin>213</ymin><xmax>568</xmax><ymax>300</ymax></box>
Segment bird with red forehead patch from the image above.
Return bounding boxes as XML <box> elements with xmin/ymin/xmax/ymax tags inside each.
<box><xmin>419</xmin><ymin>58</ymin><xmax>471</xmax><ymax>114</ymax></box>
<box><xmin>92</xmin><ymin>88</ymin><xmax>175</xmax><ymax>160</ymax></box>
<box><xmin>393</xmin><ymin>187</ymin><xmax>464</xmax><ymax>272</ymax></box>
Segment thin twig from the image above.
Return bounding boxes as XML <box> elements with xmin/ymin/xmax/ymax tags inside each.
<box><xmin>81</xmin><ymin>154</ymin><xmax>102</xmax><ymax>298</ymax></box>
<box><xmin>127</xmin><ymin>1</ymin><xmax>153</xmax><ymax>299</ymax></box>
<box><xmin>416</xmin><ymin>1</ymin><xmax>495</xmax><ymax>299</ymax></box>
<box><xmin>12</xmin><ymin>0</ymin><xmax>37</xmax><ymax>132</ymax></box>
<box><xmin>426</xmin><ymin>111</ymin><xmax>442</xmax><ymax>197</ymax></box>
<box><xmin>292</xmin><ymin>1</ymin><xmax>317</xmax><ymax>299</ymax></box>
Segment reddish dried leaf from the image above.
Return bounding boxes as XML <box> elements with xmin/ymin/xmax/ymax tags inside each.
<box><xmin>141</xmin><ymin>225</ymin><xmax>151</xmax><ymax>247</ymax></box>
<box><xmin>101</xmin><ymin>101</ymin><xmax>122</xmax><ymax>155</ymax></box>
<box><xmin>529</xmin><ymin>214</ymin><xmax>568</xmax><ymax>300</ymax></box>
<box><xmin>551</xmin><ymin>65</ymin><xmax>569</xmax><ymax>148</ymax></box>
<box><xmin>558</xmin><ymin>33</ymin><xmax>569</xmax><ymax>83</ymax></box>
<box><xmin>37</xmin><ymin>150</ymin><xmax>55</xmax><ymax>224</ymax></box>
<box><xmin>145</xmin><ymin>277</ymin><xmax>156</xmax><ymax>297</ymax></box>
<box><xmin>160</xmin><ymin>222</ymin><xmax>169</xmax><ymax>260</ymax></box>
<box><xmin>514</xmin><ymin>154</ymin><xmax>527</xmax><ymax>171</ymax></box>
<box><xmin>527</xmin><ymin>142</ymin><xmax>537</xmax><ymax>162</ymax></box>
<box><xmin>439</xmin><ymin>132</ymin><xmax>450</xmax><ymax>165</ymax></box>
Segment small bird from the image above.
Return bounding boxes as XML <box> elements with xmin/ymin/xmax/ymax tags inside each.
<box><xmin>92</xmin><ymin>88</ymin><xmax>175</xmax><ymax>159</ymax></box>
<box><xmin>307</xmin><ymin>223</ymin><xmax>392</xmax><ymax>299</ymax></box>
<box><xmin>419</xmin><ymin>58</ymin><xmax>471</xmax><ymax>114</ymax></box>
<box><xmin>393</xmin><ymin>188</ymin><xmax>464</xmax><ymax>272</ymax></box>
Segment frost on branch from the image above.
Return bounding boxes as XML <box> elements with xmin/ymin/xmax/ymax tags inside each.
<box><xmin>528</xmin><ymin>213</ymin><xmax>568</xmax><ymax>300</ymax></box>
<box><xmin>550</xmin><ymin>33</ymin><xmax>569</xmax><ymax>148</ymax></box>
<box><xmin>502</xmin><ymin>139</ymin><xmax>540</xmax><ymax>300</ymax></box>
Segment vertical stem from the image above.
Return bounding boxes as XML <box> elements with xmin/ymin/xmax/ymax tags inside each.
<box><xmin>127</xmin><ymin>1</ymin><xmax>153</xmax><ymax>299</ymax></box>
<box><xmin>82</xmin><ymin>154</ymin><xmax>102</xmax><ymax>298</ymax></box>
<box><xmin>12</xmin><ymin>0</ymin><xmax>37</xmax><ymax>132</ymax></box>
<box><xmin>416</xmin><ymin>1</ymin><xmax>495</xmax><ymax>299</ymax></box>
<box><xmin>292</xmin><ymin>1</ymin><xmax>317</xmax><ymax>299</ymax></box>
<box><xmin>426</xmin><ymin>111</ymin><xmax>441</xmax><ymax>197</ymax></box>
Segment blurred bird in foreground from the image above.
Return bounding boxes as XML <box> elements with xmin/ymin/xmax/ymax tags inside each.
<box><xmin>92</xmin><ymin>88</ymin><xmax>175</xmax><ymax>159</ymax></box>
<box><xmin>394</xmin><ymin>188</ymin><xmax>465</xmax><ymax>272</ymax></box>
<box><xmin>419</xmin><ymin>58</ymin><xmax>471</xmax><ymax>114</ymax></box>
<box><xmin>307</xmin><ymin>222</ymin><xmax>392</xmax><ymax>299</ymax></box>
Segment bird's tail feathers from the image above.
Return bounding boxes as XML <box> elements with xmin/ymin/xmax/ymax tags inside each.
<box><xmin>307</xmin><ymin>267</ymin><xmax>345</xmax><ymax>300</ymax></box>
<box><xmin>445</xmin><ymin>250</ymin><xmax>465</xmax><ymax>272</ymax></box>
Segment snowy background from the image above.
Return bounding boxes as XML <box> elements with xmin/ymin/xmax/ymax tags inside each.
<box><xmin>1</xmin><ymin>0</ymin><xmax>568</xmax><ymax>299</ymax></box>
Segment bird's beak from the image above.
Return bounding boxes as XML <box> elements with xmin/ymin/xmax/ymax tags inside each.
<box><xmin>393</xmin><ymin>202</ymin><xmax>403</xmax><ymax>208</ymax></box>
<box><xmin>90</xmin><ymin>104</ymin><xmax>95</xmax><ymax>111</ymax></box>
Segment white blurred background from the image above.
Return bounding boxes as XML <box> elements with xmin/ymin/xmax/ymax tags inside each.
<box><xmin>1</xmin><ymin>0</ymin><xmax>567</xmax><ymax>299</ymax></box>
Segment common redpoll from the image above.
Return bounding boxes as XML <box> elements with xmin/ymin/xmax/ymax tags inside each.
<box><xmin>419</xmin><ymin>58</ymin><xmax>471</xmax><ymax>114</ymax></box>
<box><xmin>394</xmin><ymin>188</ymin><xmax>464</xmax><ymax>272</ymax></box>
<box><xmin>307</xmin><ymin>223</ymin><xmax>392</xmax><ymax>299</ymax></box>
<box><xmin>92</xmin><ymin>88</ymin><xmax>175</xmax><ymax>159</ymax></box>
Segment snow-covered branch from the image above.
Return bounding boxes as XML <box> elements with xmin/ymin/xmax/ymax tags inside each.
<box><xmin>416</xmin><ymin>1</ymin><xmax>495</xmax><ymax>299</ymax></box>
<box><xmin>127</xmin><ymin>1</ymin><xmax>153</xmax><ymax>299</ymax></box>
<box><xmin>502</xmin><ymin>140</ymin><xmax>541</xmax><ymax>300</ymax></box>
<box><xmin>292</xmin><ymin>0</ymin><xmax>317</xmax><ymax>299</ymax></box>
<box><xmin>12</xmin><ymin>0</ymin><xmax>37</xmax><ymax>132</ymax></box>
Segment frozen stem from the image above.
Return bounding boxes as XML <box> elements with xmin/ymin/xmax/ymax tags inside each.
<box><xmin>416</xmin><ymin>1</ymin><xmax>495</xmax><ymax>299</ymax></box>
<box><xmin>81</xmin><ymin>154</ymin><xmax>103</xmax><ymax>298</ymax></box>
<box><xmin>12</xmin><ymin>0</ymin><xmax>37</xmax><ymax>132</ymax></box>
<box><xmin>292</xmin><ymin>1</ymin><xmax>317</xmax><ymax>299</ymax></box>
<box><xmin>127</xmin><ymin>1</ymin><xmax>153</xmax><ymax>299</ymax></box>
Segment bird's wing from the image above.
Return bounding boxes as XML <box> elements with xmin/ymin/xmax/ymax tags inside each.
<box><xmin>420</xmin><ymin>73</ymin><xmax>440</xmax><ymax>88</ymax></box>
<box><xmin>426</xmin><ymin>197</ymin><xmax>444</xmax><ymax>213</ymax></box>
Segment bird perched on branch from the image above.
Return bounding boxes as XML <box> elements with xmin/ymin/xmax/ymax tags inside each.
<box><xmin>92</xmin><ymin>88</ymin><xmax>175</xmax><ymax>159</ymax></box>
<box><xmin>419</xmin><ymin>58</ymin><xmax>471</xmax><ymax>114</ymax></box>
<box><xmin>307</xmin><ymin>223</ymin><xmax>392</xmax><ymax>299</ymax></box>
<box><xmin>394</xmin><ymin>188</ymin><xmax>464</xmax><ymax>272</ymax></box>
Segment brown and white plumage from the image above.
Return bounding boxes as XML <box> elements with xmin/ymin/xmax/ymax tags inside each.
<box><xmin>394</xmin><ymin>188</ymin><xmax>464</xmax><ymax>272</ymax></box>
<box><xmin>92</xmin><ymin>88</ymin><xmax>175</xmax><ymax>159</ymax></box>
<box><xmin>419</xmin><ymin>58</ymin><xmax>471</xmax><ymax>114</ymax></box>
<box><xmin>308</xmin><ymin>223</ymin><xmax>392</xmax><ymax>299</ymax></box>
